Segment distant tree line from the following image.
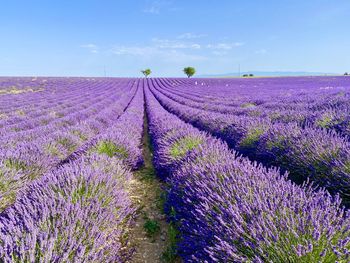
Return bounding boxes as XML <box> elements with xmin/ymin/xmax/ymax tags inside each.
<box><xmin>140</xmin><ymin>70</ymin><xmax>350</xmax><ymax>78</ymax></box>
<box><xmin>243</xmin><ymin>73</ymin><xmax>254</xmax><ymax>77</ymax></box>
<box><xmin>141</xmin><ymin>67</ymin><xmax>196</xmax><ymax>78</ymax></box>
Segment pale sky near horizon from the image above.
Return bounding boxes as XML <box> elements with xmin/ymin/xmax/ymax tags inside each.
<box><xmin>0</xmin><ymin>0</ymin><xmax>349</xmax><ymax>77</ymax></box>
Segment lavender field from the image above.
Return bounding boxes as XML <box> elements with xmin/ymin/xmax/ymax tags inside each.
<box><xmin>1</xmin><ymin>76</ymin><xmax>350</xmax><ymax>262</ymax></box>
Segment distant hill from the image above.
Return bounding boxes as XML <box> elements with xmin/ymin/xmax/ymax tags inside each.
<box><xmin>199</xmin><ymin>71</ymin><xmax>338</xmax><ymax>78</ymax></box>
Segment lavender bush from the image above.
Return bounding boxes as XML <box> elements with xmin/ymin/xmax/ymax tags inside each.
<box><xmin>149</xmin><ymin>79</ymin><xmax>350</xmax><ymax>205</ymax></box>
<box><xmin>0</xmin><ymin>77</ymin><xmax>145</xmax><ymax>261</ymax></box>
<box><xmin>144</xmin><ymin>79</ymin><xmax>350</xmax><ymax>262</ymax></box>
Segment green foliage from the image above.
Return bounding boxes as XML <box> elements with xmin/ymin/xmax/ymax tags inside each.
<box><xmin>316</xmin><ymin>114</ymin><xmax>333</xmax><ymax>128</ymax></box>
<box><xmin>45</xmin><ymin>143</ymin><xmax>64</xmax><ymax>159</ymax></box>
<box><xmin>170</xmin><ymin>136</ymin><xmax>203</xmax><ymax>159</ymax></box>
<box><xmin>95</xmin><ymin>140</ymin><xmax>128</xmax><ymax>159</ymax></box>
<box><xmin>136</xmin><ymin>166</ymin><xmax>156</xmax><ymax>181</ymax></box>
<box><xmin>241</xmin><ymin>102</ymin><xmax>256</xmax><ymax>108</ymax></box>
<box><xmin>15</xmin><ymin>109</ymin><xmax>25</xmax><ymax>116</ymax></box>
<box><xmin>0</xmin><ymin>172</ymin><xmax>17</xmax><ymax>211</ymax></box>
<box><xmin>169</xmin><ymin>206</ymin><xmax>177</xmax><ymax>218</ymax></box>
<box><xmin>4</xmin><ymin>158</ymin><xmax>27</xmax><ymax>171</ymax></box>
<box><xmin>143</xmin><ymin>218</ymin><xmax>160</xmax><ymax>237</ymax></box>
<box><xmin>69</xmin><ymin>178</ymin><xmax>112</xmax><ymax>208</ymax></box>
<box><xmin>141</xmin><ymin>68</ymin><xmax>152</xmax><ymax>78</ymax></box>
<box><xmin>257</xmin><ymin>229</ymin><xmax>348</xmax><ymax>262</ymax></box>
<box><xmin>156</xmin><ymin>191</ymin><xmax>167</xmax><ymax>212</ymax></box>
<box><xmin>71</xmin><ymin>129</ymin><xmax>88</xmax><ymax>141</ymax></box>
<box><xmin>243</xmin><ymin>74</ymin><xmax>254</xmax><ymax>77</ymax></box>
<box><xmin>58</xmin><ymin>137</ymin><xmax>77</xmax><ymax>152</ymax></box>
<box><xmin>71</xmin><ymin>180</ymin><xmax>89</xmax><ymax>204</ymax></box>
<box><xmin>266</xmin><ymin>135</ymin><xmax>286</xmax><ymax>151</ymax></box>
<box><xmin>162</xmin><ymin>223</ymin><xmax>179</xmax><ymax>262</ymax></box>
<box><xmin>343</xmin><ymin>161</ymin><xmax>350</xmax><ymax>174</ymax></box>
<box><xmin>240</xmin><ymin>127</ymin><xmax>265</xmax><ymax>149</ymax></box>
<box><xmin>10</xmin><ymin>127</ymin><xmax>21</xmax><ymax>132</ymax></box>
<box><xmin>183</xmin><ymin>67</ymin><xmax>196</xmax><ymax>78</ymax></box>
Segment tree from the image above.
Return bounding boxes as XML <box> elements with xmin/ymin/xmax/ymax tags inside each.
<box><xmin>243</xmin><ymin>74</ymin><xmax>253</xmax><ymax>77</ymax></box>
<box><xmin>141</xmin><ymin>69</ymin><xmax>151</xmax><ymax>78</ymax></box>
<box><xmin>183</xmin><ymin>67</ymin><xmax>196</xmax><ymax>78</ymax></box>
<box><xmin>345</xmin><ymin>72</ymin><xmax>349</xmax><ymax>76</ymax></box>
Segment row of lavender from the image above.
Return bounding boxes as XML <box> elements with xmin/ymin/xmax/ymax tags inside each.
<box><xmin>0</xmin><ymin>78</ymin><xmax>138</xmax><ymax>211</ymax></box>
<box><xmin>144</xmin><ymin>79</ymin><xmax>350</xmax><ymax>262</ymax></box>
<box><xmin>0</xmin><ymin>77</ymin><xmax>117</xmax><ymax>120</ymax></box>
<box><xmin>162</xmin><ymin>77</ymin><xmax>350</xmax><ymax>111</ymax></box>
<box><xmin>0</xmin><ymin>78</ymin><xmax>133</xmax><ymax>141</ymax></box>
<box><xmin>0</xmin><ymin>78</ymin><xmax>145</xmax><ymax>261</ymax></box>
<box><xmin>150</xmin><ymin>78</ymin><xmax>350</xmax><ymax>205</ymax></box>
<box><xmin>159</xmin><ymin>77</ymin><xmax>350</xmax><ymax>138</ymax></box>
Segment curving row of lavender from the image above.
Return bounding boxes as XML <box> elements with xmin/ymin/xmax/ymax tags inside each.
<box><xmin>2</xmin><ymin>76</ymin><xmax>350</xmax><ymax>262</ymax></box>
<box><xmin>144</xmin><ymin>79</ymin><xmax>350</xmax><ymax>262</ymax></box>
<box><xmin>157</xmin><ymin>77</ymin><xmax>350</xmax><ymax>138</ymax></box>
<box><xmin>0</xmin><ymin>78</ymin><xmax>145</xmax><ymax>261</ymax></box>
<box><xmin>0</xmin><ymin>78</ymin><xmax>138</xmax><ymax>211</ymax></box>
<box><xmin>149</xmin><ymin>77</ymin><xmax>350</xmax><ymax>205</ymax></box>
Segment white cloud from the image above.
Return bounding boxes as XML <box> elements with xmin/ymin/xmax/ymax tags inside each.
<box><xmin>143</xmin><ymin>6</ymin><xmax>160</xmax><ymax>14</ymax></box>
<box><xmin>152</xmin><ymin>38</ymin><xmax>186</xmax><ymax>49</ymax></box>
<box><xmin>177</xmin><ymin>33</ymin><xmax>207</xmax><ymax>39</ymax></box>
<box><xmin>143</xmin><ymin>0</ymin><xmax>172</xmax><ymax>14</ymax></box>
<box><xmin>150</xmin><ymin>38</ymin><xmax>244</xmax><ymax>51</ymax></box>
<box><xmin>191</xmin><ymin>44</ymin><xmax>201</xmax><ymax>49</ymax></box>
<box><xmin>81</xmin><ymin>37</ymin><xmax>245</xmax><ymax>64</ymax></box>
<box><xmin>80</xmin><ymin>44</ymin><xmax>99</xmax><ymax>53</ymax></box>
<box><xmin>151</xmin><ymin>38</ymin><xmax>201</xmax><ymax>49</ymax></box>
<box><xmin>101</xmin><ymin>35</ymin><xmax>245</xmax><ymax>65</ymax></box>
<box><xmin>111</xmin><ymin>45</ymin><xmax>206</xmax><ymax>62</ymax></box>
<box><xmin>108</xmin><ymin>36</ymin><xmax>246</xmax><ymax>65</ymax></box>
<box><xmin>207</xmin><ymin>42</ymin><xmax>244</xmax><ymax>50</ymax></box>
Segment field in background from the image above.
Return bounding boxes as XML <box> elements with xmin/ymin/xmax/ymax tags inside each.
<box><xmin>1</xmin><ymin>76</ymin><xmax>350</xmax><ymax>262</ymax></box>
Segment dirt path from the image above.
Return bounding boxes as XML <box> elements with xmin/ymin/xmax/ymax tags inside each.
<box><xmin>127</xmin><ymin>102</ymin><xmax>180</xmax><ymax>263</ymax></box>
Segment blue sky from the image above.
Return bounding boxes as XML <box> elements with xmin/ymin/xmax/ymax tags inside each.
<box><xmin>0</xmin><ymin>0</ymin><xmax>349</xmax><ymax>77</ymax></box>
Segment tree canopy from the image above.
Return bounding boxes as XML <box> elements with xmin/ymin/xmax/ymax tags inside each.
<box><xmin>141</xmin><ymin>69</ymin><xmax>151</xmax><ymax>78</ymax></box>
<box><xmin>183</xmin><ymin>67</ymin><xmax>196</xmax><ymax>78</ymax></box>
